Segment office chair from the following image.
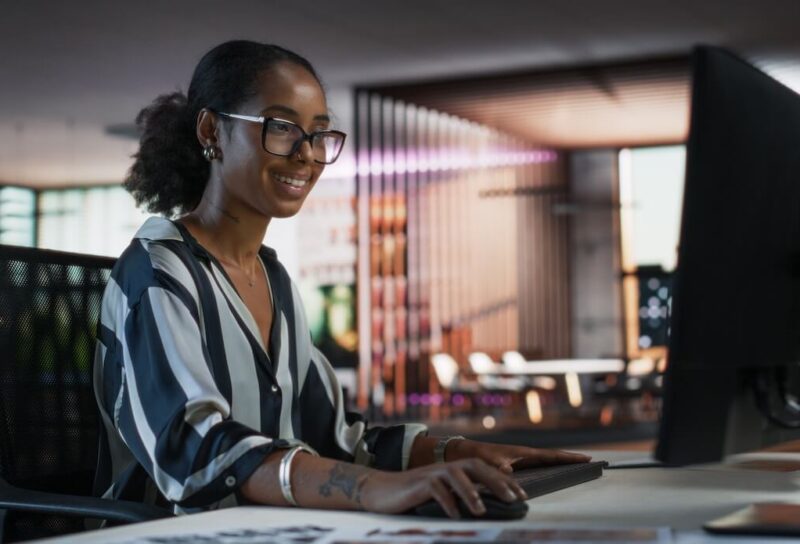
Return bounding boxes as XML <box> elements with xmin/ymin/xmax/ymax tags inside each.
<box><xmin>500</xmin><ymin>350</ymin><xmax>528</xmax><ymax>371</ymax></box>
<box><xmin>467</xmin><ymin>352</ymin><xmax>503</xmax><ymax>375</ymax></box>
<box><xmin>467</xmin><ymin>352</ymin><xmax>527</xmax><ymax>392</ymax></box>
<box><xmin>431</xmin><ymin>353</ymin><xmax>480</xmax><ymax>394</ymax></box>
<box><xmin>500</xmin><ymin>351</ymin><xmax>558</xmax><ymax>391</ymax></box>
<box><xmin>0</xmin><ymin>245</ymin><xmax>170</xmax><ymax>542</ymax></box>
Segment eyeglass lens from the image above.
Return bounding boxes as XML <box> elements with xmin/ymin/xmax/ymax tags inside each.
<box><xmin>265</xmin><ymin>119</ymin><xmax>344</xmax><ymax>164</ymax></box>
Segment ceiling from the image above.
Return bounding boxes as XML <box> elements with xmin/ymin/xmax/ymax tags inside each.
<box><xmin>1</xmin><ymin>0</ymin><xmax>799</xmax><ymax>186</ymax></box>
<box><xmin>371</xmin><ymin>56</ymin><xmax>692</xmax><ymax>149</ymax></box>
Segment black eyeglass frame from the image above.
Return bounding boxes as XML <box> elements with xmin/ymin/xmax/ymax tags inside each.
<box><xmin>212</xmin><ymin>110</ymin><xmax>347</xmax><ymax>164</ymax></box>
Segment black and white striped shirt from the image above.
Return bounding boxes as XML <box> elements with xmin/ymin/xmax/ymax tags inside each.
<box><xmin>93</xmin><ymin>216</ymin><xmax>426</xmax><ymax>513</ymax></box>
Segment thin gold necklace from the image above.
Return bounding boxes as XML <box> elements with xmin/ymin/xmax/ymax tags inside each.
<box><xmin>219</xmin><ymin>259</ymin><xmax>258</xmax><ymax>288</ymax></box>
<box><xmin>186</xmin><ymin>212</ymin><xmax>258</xmax><ymax>287</ymax></box>
<box><xmin>241</xmin><ymin>265</ymin><xmax>259</xmax><ymax>288</ymax></box>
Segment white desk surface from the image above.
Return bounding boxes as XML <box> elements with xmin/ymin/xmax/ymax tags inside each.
<box><xmin>485</xmin><ymin>360</ymin><xmax>626</xmax><ymax>375</ymax></box>
<box><xmin>37</xmin><ymin>450</ymin><xmax>800</xmax><ymax>544</ymax></box>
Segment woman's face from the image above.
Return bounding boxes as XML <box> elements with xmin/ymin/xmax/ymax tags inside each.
<box><xmin>217</xmin><ymin>61</ymin><xmax>329</xmax><ymax>219</ymax></box>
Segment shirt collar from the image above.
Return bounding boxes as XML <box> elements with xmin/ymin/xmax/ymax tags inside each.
<box><xmin>134</xmin><ymin>216</ymin><xmax>278</xmax><ymax>260</ymax></box>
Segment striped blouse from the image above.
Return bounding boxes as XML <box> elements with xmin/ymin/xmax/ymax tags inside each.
<box><xmin>93</xmin><ymin>216</ymin><xmax>426</xmax><ymax>513</ymax></box>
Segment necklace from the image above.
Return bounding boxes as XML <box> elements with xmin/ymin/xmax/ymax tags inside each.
<box><xmin>242</xmin><ymin>266</ymin><xmax>258</xmax><ymax>288</ymax></box>
<box><xmin>179</xmin><ymin>217</ymin><xmax>260</xmax><ymax>289</ymax></box>
<box><xmin>219</xmin><ymin>260</ymin><xmax>258</xmax><ymax>288</ymax></box>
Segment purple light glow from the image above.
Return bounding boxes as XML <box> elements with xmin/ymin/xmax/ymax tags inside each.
<box><xmin>452</xmin><ymin>394</ymin><xmax>465</xmax><ymax>406</ymax></box>
<box><xmin>383</xmin><ymin>151</ymin><xmax>395</xmax><ymax>176</ymax></box>
<box><xmin>356</xmin><ymin>146</ymin><xmax>555</xmax><ymax>178</ymax></box>
<box><xmin>369</xmin><ymin>159</ymin><xmax>382</xmax><ymax>177</ymax></box>
<box><xmin>395</xmin><ymin>152</ymin><xmax>407</xmax><ymax>175</ymax></box>
<box><xmin>406</xmin><ymin>150</ymin><xmax>418</xmax><ymax>173</ymax></box>
<box><xmin>356</xmin><ymin>152</ymin><xmax>370</xmax><ymax>177</ymax></box>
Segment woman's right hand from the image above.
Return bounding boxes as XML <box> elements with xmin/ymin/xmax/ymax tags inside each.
<box><xmin>359</xmin><ymin>458</ymin><xmax>528</xmax><ymax>519</ymax></box>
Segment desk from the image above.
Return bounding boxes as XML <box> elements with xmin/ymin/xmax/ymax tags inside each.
<box><xmin>38</xmin><ymin>451</ymin><xmax>800</xmax><ymax>543</ymax></box>
<box><xmin>499</xmin><ymin>359</ymin><xmax>626</xmax><ymax>375</ymax></box>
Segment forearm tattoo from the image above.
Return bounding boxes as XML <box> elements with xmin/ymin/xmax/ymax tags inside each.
<box><xmin>319</xmin><ymin>463</ymin><xmax>368</xmax><ymax>507</ymax></box>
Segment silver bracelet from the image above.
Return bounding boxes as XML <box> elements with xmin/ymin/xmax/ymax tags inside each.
<box><xmin>433</xmin><ymin>435</ymin><xmax>465</xmax><ymax>463</ymax></box>
<box><xmin>279</xmin><ymin>446</ymin><xmax>304</xmax><ymax>506</ymax></box>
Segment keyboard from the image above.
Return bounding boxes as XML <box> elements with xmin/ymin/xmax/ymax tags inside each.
<box><xmin>501</xmin><ymin>460</ymin><xmax>608</xmax><ymax>498</ymax></box>
<box><xmin>412</xmin><ymin>461</ymin><xmax>608</xmax><ymax>520</ymax></box>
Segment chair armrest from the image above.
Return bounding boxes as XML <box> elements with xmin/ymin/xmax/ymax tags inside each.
<box><xmin>0</xmin><ymin>478</ymin><xmax>171</xmax><ymax>524</ymax></box>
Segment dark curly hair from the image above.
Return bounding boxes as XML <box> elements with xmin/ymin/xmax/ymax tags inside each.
<box><xmin>124</xmin><ymin>40</ymin><xmax>321</xmax><ymax>216</ymax></box>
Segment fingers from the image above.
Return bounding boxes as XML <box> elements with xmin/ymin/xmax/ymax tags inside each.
<box><xmin>429</xmin><ymin>477</ymin><xmax>460</xmax><ymax>519</ymax></box>
<box><xmin>497</xmin><ymin>462</ymin><xmax>513</xmax><ymax>474</ymax></box>
<box><xmin>482</xmin><ymin>452</ymin><xmax>515</xmax><ymax>474</ymax></box>
<box><xmin>459</xmin><ymin>459</ymin><xmax>526</xmax><ymax>503</ymax></box>
<box><xmin>559</xmin><ymin>450</ymin><xmax>592</xmax><ymax>463</ymax></box>
<box><xmin>447</xmin><ymin>468</ymin><xmax>486</xmax><ymax>516</ymax></box>
<box><xmin>534</xmin><ymin>448</ymin><xmax>590</xmax><ymax>463</ymax></box>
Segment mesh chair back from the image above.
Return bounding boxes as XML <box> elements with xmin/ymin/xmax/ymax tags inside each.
<box><xmin>0</xmin><ymin>245</ymin><xmax>114</xmax><ymax>539</ymax></box>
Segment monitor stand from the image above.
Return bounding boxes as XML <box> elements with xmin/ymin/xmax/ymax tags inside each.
<box><xmin>726</xmin><ymin>371</ymin><xmax>800</xmax><ymax>456</ymax></box>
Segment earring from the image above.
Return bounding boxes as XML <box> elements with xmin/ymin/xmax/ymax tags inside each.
<box><xmin>203</xmin><ymin>144</ymin><xmax>221</xmax><ymax>161</ymax></box>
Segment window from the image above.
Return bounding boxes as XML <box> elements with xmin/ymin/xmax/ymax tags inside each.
<box><xmin>38</xmin><ymin>186</ymin><xmax>150</xmax><ymax>257</ymax></box>
<box><xmin>0</xmin><ymin>186</ymin><xmax>36</xmax><ymax>247</ymax></box>
<box><xmin>619</xmin><ymin>145</ymin><xmax>685</xmax><ymax>356</ymax></box>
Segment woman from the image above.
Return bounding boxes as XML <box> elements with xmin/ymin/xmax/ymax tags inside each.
<box><xmin>94</xmin><ymin>40</ymin><xmax>589</xmax><ymax>520</ymax></box>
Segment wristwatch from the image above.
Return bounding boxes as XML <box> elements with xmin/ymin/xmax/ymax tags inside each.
<box><xmin>433</xmin><ymin>435</ymin><xmax>465</xmax><ymax>463</ymax></box>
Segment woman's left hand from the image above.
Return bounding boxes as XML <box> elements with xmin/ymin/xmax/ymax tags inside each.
<box><xmin>446</xmin><ymin>439</ymin><xmax>591</xmax><ymax>473</ymax></box>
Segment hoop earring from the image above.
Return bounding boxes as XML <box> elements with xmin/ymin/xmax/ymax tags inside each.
<box><xmin>203</xmin><ymin>145</ymin><xmax>221</xmax><ymax>161</ymax></box>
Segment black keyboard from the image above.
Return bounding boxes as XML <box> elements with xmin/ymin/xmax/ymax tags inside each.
<box><xmin>501</xmin><ymin>460</ymin><xmax>608</xmax><ymax>498</ymax></box>
<box><xmin>412</xmin><ymin>461</ymin><xmax>608</xmax><ymax>520</ymax></box>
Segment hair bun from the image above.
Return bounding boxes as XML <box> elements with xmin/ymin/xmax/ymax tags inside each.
<box><xmin>125</xmin><ymin>91</ymin><xmax>209</xmax><ymax>216</ymax></box>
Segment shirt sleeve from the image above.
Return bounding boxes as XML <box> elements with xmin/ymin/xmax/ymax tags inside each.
<box><xmin>105</xmin><ymin>277</ymin><xmax>288</xmax><ymax>509</ymax></box>
<box><xmin>308</xmin><ymin>346</ymin><xmax>428</xmax><ymax>471</ymax></box>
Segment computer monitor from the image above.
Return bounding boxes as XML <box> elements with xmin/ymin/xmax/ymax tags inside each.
<box><xmin>655</xmin><ymin>45</ymin><xmax>800</xmax><ymax>465</ymax></box>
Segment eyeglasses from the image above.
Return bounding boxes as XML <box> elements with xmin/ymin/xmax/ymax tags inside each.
<box><xmin>213</xmin><ymin>111</ymin><xmax>346</xmax><ymax>164</ymax></box>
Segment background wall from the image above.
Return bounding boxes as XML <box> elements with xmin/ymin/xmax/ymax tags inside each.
<box><xmin>568</xmin><ymin>150</ymin><xmax>625</xmax><ymax>359</ymax></box>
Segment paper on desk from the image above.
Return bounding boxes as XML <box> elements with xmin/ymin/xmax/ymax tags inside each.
<box><xmin>490</xmin><ymin>527</ymin><xmax>672</xmax><ymax>542</ymax></box>
<box><xmin>118</xmin><ymin>525</ymin><xmax>334</xmax><ymax>543</ymax></box>
<box><xmin>117</xmin><ymin>524</ymin><xmax>672</xmax><ymax>544</ymax></box>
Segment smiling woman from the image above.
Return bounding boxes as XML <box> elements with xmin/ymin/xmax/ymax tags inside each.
<box><xmin>96</xmin><ymin>40</ymin><xmax>587</xmax><ymax>521</ymax></box>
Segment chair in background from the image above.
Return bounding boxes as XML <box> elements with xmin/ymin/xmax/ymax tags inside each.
<box><xmin>500</xmin><ymin>350</ymin><xmax>528</xmax><ymax>371</ymax></box>
<box><xmin>431</xmin><ymin>353</ymin><xmax>480</xmax><ymax>395</ymax></box>
<box><xmin>468</xmin><ymin>352</ymin><xmax>527</xmax><ymax>392</ymax></box>
<box><xmin>591</xmin><ymin>356</ymin><xmax>664</xmax><ymax>423</ymax></box>
<box><xmin>502</xmin><ymin>350</ymin><xmax>631</xmax><ymax>406</ymax></box>
<box><xmin>430</xmin><ymin>353</ymin><xmax>481</xmax><ymax>417</ymax></box>
<box><xmin>467</xmin><ymin>352</ymin><xmax>555</xmax><ymax>423</ymax></box>
<box><xmin>0</xmin><ymin>245</ymin><xmax>170</xmax><ymax>542</ymax></box>
<box><xmin>500</xmin><ymin>351</ymin><xmax>559</xmax><ymax>391</ymax></box>
<box><xmin>467</xmin><ymin>352</ymin><xmax>503</xmax><ymax>375</ymax></box>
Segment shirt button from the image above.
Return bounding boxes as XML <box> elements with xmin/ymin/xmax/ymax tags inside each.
<box><xmin>225</xmin><ymin>475</ymin><xmax>236</xmax><ymax>487</ymax></box>
<box><xmin>271</xmin><ymin>385</ymin><xmax>279</xmax><ymax>393</ymax></box>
